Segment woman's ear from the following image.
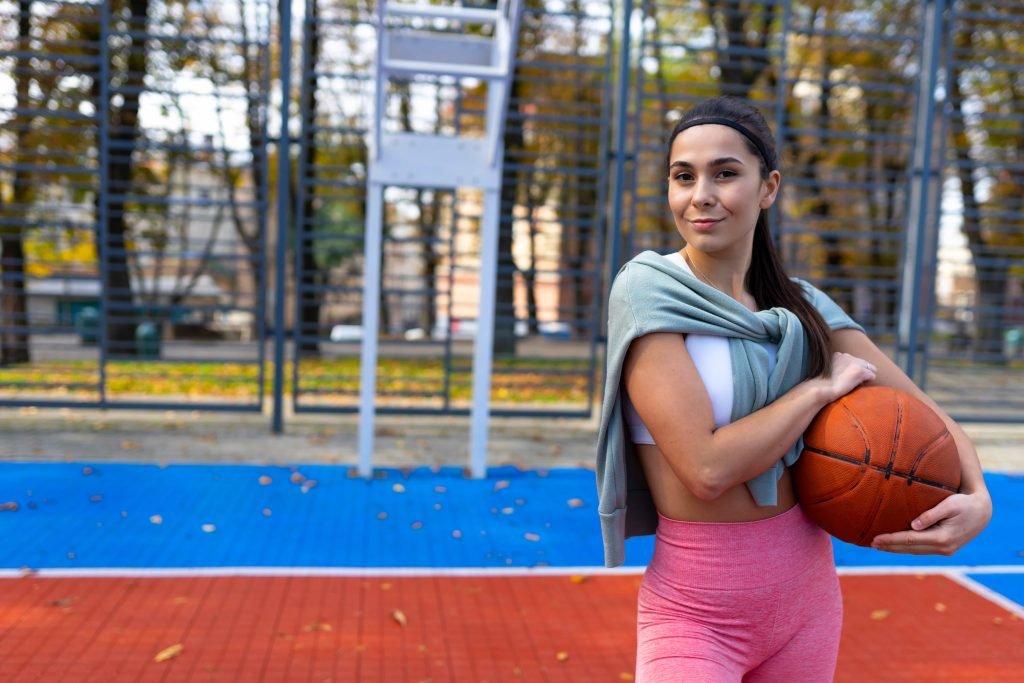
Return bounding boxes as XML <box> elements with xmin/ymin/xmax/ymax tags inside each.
<box><xmin>760</xmin><ymin>170</ymin><xmax>781</xmax><ymax>209</ymax></box>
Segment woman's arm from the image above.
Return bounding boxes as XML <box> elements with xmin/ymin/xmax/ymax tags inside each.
<box><xmin>830</xmin><ymin>328</ymin><xmax>993</xmax><ymax>555</ymax></box>
<box><xmin>623</xmin><ymin>331</ymin><xmax>876</xmax><ymax>500</ymax></box>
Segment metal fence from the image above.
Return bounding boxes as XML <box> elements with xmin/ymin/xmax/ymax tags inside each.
<box><xmin>0</xmin><ymin>0</ymin><xmax>272</xmax><ymax>411</ymax></box>
<box><xmin>0</xmin><ymin>0</ymin><xmax>1021</xmax><ymax>425</ymax></box>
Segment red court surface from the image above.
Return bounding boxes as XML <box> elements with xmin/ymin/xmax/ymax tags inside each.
<box><xmin>0</xmin><ymin>573</ymin><xmax>1021</xmax><ymax>682</ymax></box>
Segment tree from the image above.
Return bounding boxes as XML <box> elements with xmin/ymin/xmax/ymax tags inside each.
<box><xmin>947</xmin><ymin>2</ymin><xmax>1024</xmax><ymax>359</ymax></box>
<box><xmin>0</xmin><ymin>0</ymin><xmax>33</xmax><ymax>366</ymax></box>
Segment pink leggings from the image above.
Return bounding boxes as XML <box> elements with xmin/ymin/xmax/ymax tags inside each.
<box><xmin>636</xmin><ymin>505</ymin><xmax>842</xmax><ymax>682</ymax></box>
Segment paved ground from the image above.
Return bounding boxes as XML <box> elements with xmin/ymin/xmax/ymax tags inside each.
<box><xmin>1</xmin><ymin>407</ymin><xmax>1022</xmax><ymax>473</ymax></box>
<box><xmin>1</xmin><ymin>407</ymin><xmax>1022</xmax><ymax>682</ymax></box>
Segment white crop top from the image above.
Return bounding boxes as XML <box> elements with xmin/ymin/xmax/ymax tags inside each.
<box><xmin>623</xmin><ymin>251</ymin><xmax>777</xmax><ymax>445</ymax></box>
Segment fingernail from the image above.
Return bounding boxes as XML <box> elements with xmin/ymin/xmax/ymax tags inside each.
<box><xmin>912</xmin><ymin>520</ymin><xmax>922</xmax><ymax>530</ymax></box>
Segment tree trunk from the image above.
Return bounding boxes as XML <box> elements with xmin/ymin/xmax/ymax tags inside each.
<box><xmin>101</xmin><ymin>0</ymin><xmax>151</xmax><ymax>357</ymax></box>
<box><xmin>297</xmin><ymin>0</ymin><xmax>321</xmax><ymax>356</ymax></box>
<box><xmin>948</xmin><ymin>24</ymin><xmax>1001</xmax><ymax>357</ymax></box>
<box><xmin>707</xmin><ymin>0</ymin><xmax>777</xmax><ymax>100</ymax></box>
<box><xmin>0</xmin><ymin>0</ymin><xmax>33</xmax><ymax>366</ymax></box>
<box><xmin>494</xmin><ymin>76</ymin><xmax>524</xmax><ymax>355</ymax></box>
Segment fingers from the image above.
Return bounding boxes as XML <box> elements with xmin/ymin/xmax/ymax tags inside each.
<box><xmin>870</xmin><ymin>530</ymin><xmax>957</xmax><ymax>556</ymax></box>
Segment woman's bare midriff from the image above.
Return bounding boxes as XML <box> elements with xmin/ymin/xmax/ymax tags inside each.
<box><xmin>636</xmin><ymin>443</ymin><xmax>797</xmax><ymax>522</ymax></box>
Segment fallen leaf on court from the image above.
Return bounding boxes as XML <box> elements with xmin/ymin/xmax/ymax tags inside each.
<box><xmin>434</xmin><ymin>486</ymin><xmax>447</xmax><ymax>493</ymax></box>
<box><xmin>0</xmin><ymin>502</ymin><xmax>18</xmax><ymax>511</ymax></box>
<box><xmin>380</xmin><ymin>583</ymin><xmax>392</xmax><ymax>590</ymax></box>
<box><xmin>392</xmin><ymin>610</ymin><xmax>408</xmax><ymax>626</ymax></box>
<box><xmin>524</xmin><ymin>533</ymin><xmax>540</xmax><ymax>542</ymax></box>
<box><xmin>262</xmin><ymin>508</ymin><xmax>272</xmax><ymax>516</ymax></box>
<box><xmin>120</xmin><ymin>440</ymin><xmax>140</xmax><ymax>450</ymax></box>
<box><xmin>202</xmin><ymin>524</ymin><xmax>216</xmax><ymax>533</ymax></box>
<box><xmin>376</xmin><ymin>512</ymin><xmax>388</xmax><ymax>520</ymax></box>
<box><xmin>993</xmin><ymin>617</ymin><xmax>1004</xmax><ymax>625</ymax></box>
<box><xmin>619</xmin><ymin>674</ymin><xmax>635</xmax><ymax>681</ymax></box>
<box><xmin>870</xmin><ymin>609</ymin><xmax>890</xmax><ymax>620</ymax></box>
<box><xmin>89</xmin><ymin>495</ymin><xmax>103</xmax><ymax>503</ymax></box>
<box><xmin>154</xmin><ymin>643</ymin><xmax>184</xmax><ymax>663</ymax></box>
<box><xmin>451</xmin><ymin>529</ymin><xmax>462</xmax><ymax>539</ymax></box>
<box><xmin>48</xmin><ymin>598</ymin><xmax>76</xmax><ymax>607</ymax></box>
<box><xmin>934</xmin><ymin>602</ymin><xmax>947</xmax><ymax>612</ymax></box>
<box><xmin>173</xmin><ymin>597</ymin><xmax>187</xmax><ymax>605</ymax></box>
<box><xmin>81</xmin><ymin>467</ymin><xmax>94</xmax><ymax>475</ymax></box>
<box><xmin>411</xmin><ymin>521</ymin><xmax>423</xmax><ymax>529</ymax></box>
<box><xmin>150</xmin><ymin>515</ymin><xmax>163</xmax><ymax>525</ymax></box>
<box><xmin>567</xmin><ymin>498</ymin><xmax>585</xmax><ymax>508</ymax></box>
<box><xmin>392</xmin><ymin>483</ymin><xmax>406</xmax><ymax>493</ymax></box>
<box><xmin>556</xmin><ymin>651</ymin><xmax>569</xmax><ymax>662</ymax></box>
<box><xmin>570</xmin><ymin>575</ymin><xmax>588</xmax><ymax>584</ymax></box>
<box><xmin>197</xmin><ymin>434</ymin><xmax>217</xmax><ymax>443</ymax></box>
<box><xmin>301</xmin><ymin>480</ymin><xmax>317</xmax><ymax>493</ymax></box>
<box><xmin>494</xmin><ymin>480</ymin><xmax>510</xmax><ymax>492</ymax></box>
<box><xmin>258</xmin><ymin>475</ymin><xmax>272</xmax><ymax>485</ymax></box>
<box><xmin>66</xmin><ymin>552</ymin><xmax>75</xmax><ymax>560</ymax></box>
<box><xmin>290</xmin><ymin>472</ymin><xmax>306</xmax><ymax>484</ymax></box>
<box><xmin>303</xmin><ymin>622</ymin><xmax>333</xmax><ymax>632</ymax></box>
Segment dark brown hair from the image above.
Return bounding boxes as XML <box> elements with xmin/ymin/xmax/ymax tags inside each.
<box><xmin>668</xmin><ymin>96</ymin><xmax>833</xmax><ymax>377</ymax></box>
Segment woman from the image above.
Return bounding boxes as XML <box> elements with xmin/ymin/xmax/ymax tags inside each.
<box><xmin>595</xmin><ymin>96</ymin><xmax>992</xmax><ymax>682</ymax></box>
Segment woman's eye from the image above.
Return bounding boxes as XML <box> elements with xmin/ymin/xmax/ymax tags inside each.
<box><xmin>718</xmin><ymin>169</ymin><xmax>737</xmax><ymax>178</ymax></box>
<box><xmin>674</xmin><ymin>173</ymin><xmax>694</xmax><ymax>182</ymax></box>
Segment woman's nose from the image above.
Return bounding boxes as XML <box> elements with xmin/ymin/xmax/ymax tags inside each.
<box><xmin>691</xmin><ymin>177</ymin><xmax>715</xmax><ymax>207</ymax></box>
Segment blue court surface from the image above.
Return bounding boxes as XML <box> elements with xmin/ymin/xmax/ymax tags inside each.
<box><xmin>0</xmin><ymin>462</ymin><xmax>1021</xmax><ymax>606</ymax></box>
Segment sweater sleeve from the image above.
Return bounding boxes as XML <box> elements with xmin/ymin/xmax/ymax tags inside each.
<box><xmin>595</xmin><ymin>264</ymin><xmax>640</xmax><ymax>567</ymax></box>
<box><xmin>797</xmin><ymin>279</ymin><xmax>865</xmax><ymax>333</ymax></box>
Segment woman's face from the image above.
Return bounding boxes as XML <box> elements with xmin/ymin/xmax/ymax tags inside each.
<box><xmin>666</xmin><ymin>124</ymin><xmax>780</xmax><ymax>258</ymax></box>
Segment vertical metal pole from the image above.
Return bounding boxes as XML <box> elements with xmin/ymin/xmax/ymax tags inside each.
<box><xmin>469</xmin><ymin>187</ymin><xmax>501</xmax><ymax>479</ymax></box>
<box><xmin>358</xmin><ymin>184</ymin><xmax>384</xmax><ymax>478</ymax></box>
<box><xmin>97</xmin><ymin>0</ymin><xmax>110</xmax><ymax>407</ymax></box>
<box><xmin>899</xmin><ymin>0</ymin><xmax>943</xmax><ymax>384</ymax></box>
<box><xmin>605</xmin><ymin>0</ymin><xmax>633</xmax><ymax>279</ymax></box>
<box><xmin>272</xmin><ymin>0</ymin><xmax>293</xmax><ymax>433</ymax></box>
<box><xmin>770</xmin><ymin>0</ymin><xmax>791</xmax><ymax>247</ymax></box>
<box><xmin>255</xmin><ymin>0</ymin><xmax>273</xmax><ymax>414</ymax></box>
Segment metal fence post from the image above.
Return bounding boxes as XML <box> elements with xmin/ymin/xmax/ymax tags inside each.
<box><xmin>898</xmin><ymin>0</ymin><xmax>944</xmax><ymax>385</ymax></box>
<box><xmin>272</xmin><ymin>0</ymin><xmax>294</xmax><ymax>433</ymax></box>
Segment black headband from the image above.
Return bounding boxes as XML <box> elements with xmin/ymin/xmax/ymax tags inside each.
<box><xmin>673</xmin><ymin>116</ymin><xmax>775</xmax><ymax>170</ymax></box>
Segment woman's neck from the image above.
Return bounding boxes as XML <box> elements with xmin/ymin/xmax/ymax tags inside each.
<box><xmin>681</xmin><ymin>247</ymin><xmax>758</xmax><ymax>311</ymax></box>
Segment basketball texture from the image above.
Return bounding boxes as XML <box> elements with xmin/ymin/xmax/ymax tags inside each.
<box><xmin>792</xmin><ymin>385</ymin><xmax>961</xmax><ymax>547</ymax></box>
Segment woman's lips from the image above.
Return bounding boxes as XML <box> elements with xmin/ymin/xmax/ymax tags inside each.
<box><xmin>690</xmin><ymin>218</ymin><xmax>722</xmax><ymax>231</ymax></box>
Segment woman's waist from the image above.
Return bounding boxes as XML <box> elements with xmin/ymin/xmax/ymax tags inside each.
<box><xmin>643</xmin><ymin>451</ymin><xmax>798</xmax><ymax>524</ymax></box>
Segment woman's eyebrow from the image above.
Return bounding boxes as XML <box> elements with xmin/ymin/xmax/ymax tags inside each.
<box><xmin>668</xmin><ymin>156</ymin><xmax>745</xmax><ymax>170</ymax></box>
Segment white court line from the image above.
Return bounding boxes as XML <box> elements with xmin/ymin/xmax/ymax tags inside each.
<box><xmin>0</xmin><ymin>566</ymin><xmax>646</xmax><ymax>579</ymax></box>
<box><xmin>945</xmin><ymin>572</ymin><xmax>1024</xmax><ymax>619</ymax></box>
<box><xmin>2</xmin><ymin>564</ymin><xmax>1023</xmax><ymax>579</ymax></box>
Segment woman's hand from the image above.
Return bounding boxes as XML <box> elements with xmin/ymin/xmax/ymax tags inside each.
<box><xmin>818</xmin><ymin>351</ymin><xmax>877</xmax><ymax>403</ymax></box>
<box><xmin>870</xmin><ymin>490</ymin><xmax>993</xmax><ymax>555</ymax></box>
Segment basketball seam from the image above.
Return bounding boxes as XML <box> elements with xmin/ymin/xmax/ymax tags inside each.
<box><xmin>801</xmin><ymin>446</ymin><xmax>960</xmax><ymax>493</ymax></box>
<box><xmin>908</xmin><ymin>429</ymin><xmax>962</xmax><ymax>493</ymax></box>
<box><xmin>854</xmin><ymin>399</ymin><xmax>888</xmax><ymax>546</ymax></box>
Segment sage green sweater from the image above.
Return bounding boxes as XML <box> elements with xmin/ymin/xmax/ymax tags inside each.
<box><xmin>596</xmin><ymin>250</ymin><xmax>864</xmax><ymax>567</ymax></box>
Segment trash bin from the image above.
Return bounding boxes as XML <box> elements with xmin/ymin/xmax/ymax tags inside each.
<box><xmin>77</xmin><ymin>306</ymin><xmax>99</xmax><ymax>345</ymax></box>
<box><xmin>135</xmin><ymin>321</ymin><xmax>161</xmax><ymax>359</ymax></box>
<box><xmin>1005</xmin><ymin>327</ymin><xmax>1022</xmax><ymax>358</ymax></box>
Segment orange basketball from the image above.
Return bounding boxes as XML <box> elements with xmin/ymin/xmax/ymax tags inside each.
<box><xmin>792</xmin><ymin>385</ymin><xmax>961</xmax><ymax>547</ymax></box>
